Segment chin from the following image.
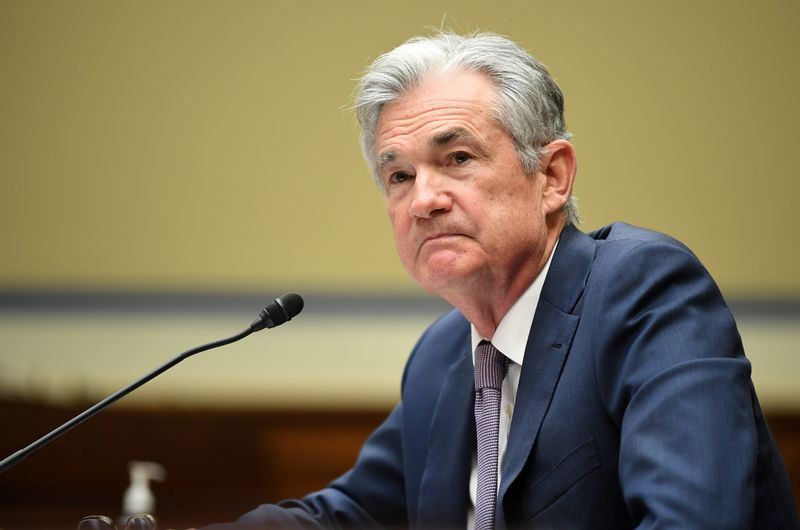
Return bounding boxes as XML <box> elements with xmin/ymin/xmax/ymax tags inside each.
<box><xmin>408</xmin><ymin>249</ymin><xmax>482</xmax><ymax>291</ymax></box>
<box><xmin>416</xmin><ymin>264</ymin><xmax>478</xmax><ymax>296</ymax></box>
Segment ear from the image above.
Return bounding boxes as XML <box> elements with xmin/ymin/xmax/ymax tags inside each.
<box><xmin>538</xmin><ymin>139</ymin><xmax>577</xmax><ymax>215</ymax></box>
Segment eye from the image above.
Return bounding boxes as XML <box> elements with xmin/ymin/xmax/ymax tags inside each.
<box><xmin>389</xmin><ymin>171</ymin><xmax>413</xmax><ymax>184</ymax></box>
<box><xmin>451</xmin><ymin>151</ymin><xmax>472</xmax><ymax>165</ymax></box>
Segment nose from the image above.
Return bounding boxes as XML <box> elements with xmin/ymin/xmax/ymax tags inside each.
<box><xmin>408</xmin><ymin>170</ymin><xmax>452</xmax><ymax>219</ymax></box>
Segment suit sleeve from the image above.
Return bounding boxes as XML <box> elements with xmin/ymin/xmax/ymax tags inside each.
<box><xmin>590</xmin><ymin>239</ymin><xmax>757</xmax><ymax>529</ymax></box>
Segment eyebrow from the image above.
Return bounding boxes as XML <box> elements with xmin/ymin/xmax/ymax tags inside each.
<box><xmin>377</xmin><ymin>151</ymin><xmax>397</xmax><ymax>172</ymax></box>
<box><xmin>430</xmin><ymin>127</ymin><xmax>475</xmax><ymax>147</ymax></box>
<box><xmin>376</xmin><ymin>127</ymin><xmax>484</xmax><ymax>171</ymax></box>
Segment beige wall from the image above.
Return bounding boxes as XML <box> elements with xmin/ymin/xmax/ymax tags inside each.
<box><xmin>0</xmin><ymin>1</ymin><xmax>797</xmax><ymax>409</ymax></box>
<box><xmin>1</xmin><ymin>0</ymin><xmax>798</xmax><ymax>297</ymax></box>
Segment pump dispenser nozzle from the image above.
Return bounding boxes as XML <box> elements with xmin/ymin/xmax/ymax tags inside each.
<box><xmin>122</xmin><ymin>460</ymin><xmax>166</xmax><ymax>517</ymax></box>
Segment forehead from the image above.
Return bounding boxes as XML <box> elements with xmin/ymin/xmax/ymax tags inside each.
<box><xmin>375</xmin><ymin>69</ymin><xmax>499</xmax><ymax>155</ymax></box>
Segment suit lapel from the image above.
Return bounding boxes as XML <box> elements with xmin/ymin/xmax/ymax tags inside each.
<box><xmin>496</xmin><ymin>300</ymin><xmax>579</xmax><ymax>526</ymax></box>
<box><xmin>416</xmin><ymin>336</ymin><xmax>475</xmax><ymax>529</ymax></box>
<box><xmin>497</xmin><ymin>225</ymin><xmax>596</xmax><ymax>527</ymax></box>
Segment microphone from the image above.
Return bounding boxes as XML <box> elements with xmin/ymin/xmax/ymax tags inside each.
<box><xmin>250</xmin><ymin>292</ymin><xmax>303</xmax><ymax>331</ymax></box>
<box><xmin>0</xmin><ymin>292</ymin><xmax>304</xmax><ymax>474</ymax></box>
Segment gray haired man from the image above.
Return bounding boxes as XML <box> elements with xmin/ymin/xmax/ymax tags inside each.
<box><xmin>208</xmin><ymin>32</ymin><xmax>798</xmax><ymax>530</ymax></box>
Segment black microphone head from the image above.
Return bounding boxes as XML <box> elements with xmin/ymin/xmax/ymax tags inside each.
<box><xmin>276</xmin><ymin>292</ymin><xmax>304</xmax><ymax>320</ymax></box>
<box><xmin>251</xmin><ymin>293</ymin><xmax>304</xmax><ymax>332</ymax></box>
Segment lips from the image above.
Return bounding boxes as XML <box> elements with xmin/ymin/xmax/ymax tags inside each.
<box><xmin>418</xmin><ymin>233</ymin><xmax>467</xmax><ymax>252</ymax></box>
<box><xmin>414</xmin><ymin>223</ymin><xmax>472</xmax><ymax>255</ymax></box>
<box><xmin>424</xmin><ymin>233</ymin><xmax>461</xmax><ymax>243</ymax></box>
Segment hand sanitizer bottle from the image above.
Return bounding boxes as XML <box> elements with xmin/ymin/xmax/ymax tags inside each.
<box><xmin>121</xmin><ymin>460</ymin><xmax>166</xmax><ymax>524</ymax></box>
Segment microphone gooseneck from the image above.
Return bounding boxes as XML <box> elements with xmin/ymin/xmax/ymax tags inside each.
<box><xmin>0</xmin><ymin>293</ymin><xmax>305</xmax><ymax>475</ymax></box>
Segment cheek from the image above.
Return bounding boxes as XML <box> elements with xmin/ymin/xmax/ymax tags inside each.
<box><xmin>387</xmin><ymin>208</ymin><xmax>414</xmax><ymax>258</ymax></box>
<box><xmin>485</xmin><ymin>192</ymin><xmax>544</xmax><ymax>243</ymax></box>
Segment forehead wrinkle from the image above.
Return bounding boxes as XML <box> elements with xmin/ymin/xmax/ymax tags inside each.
<box><xmin>377</xmin><ymin>99</ymin><xmax>487</xmax><ymax>137</ymax></box>
<box><xmin>377</xmin><ymin>109</ymin><xmax>485</xmax><ymax>157</ymax></box>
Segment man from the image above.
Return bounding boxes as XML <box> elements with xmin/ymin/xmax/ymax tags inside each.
<box><xmin>211</xmin><ymin>32</ymin><xmax>798</xmax><ymax>529</ymax></box>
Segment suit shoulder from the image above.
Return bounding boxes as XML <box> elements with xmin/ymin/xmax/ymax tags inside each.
<box><xmin>410</xmin><ymin>308</ymin><xmax>470</xmax><ymax>360</ymax></box>
<box><xmin>425</xmin><ymin>308</ymin><xmax>469</xmax><ymax>338</ymax></box>
<box><xmin>401</xmin><ymin>308</ymin><xmax>469</xmax><ymax>389</ymax></box>
<box><xmin>581</xmin><ymin>222</ymin><xmax>725</xmax><ymax>320</ymax></box>
<box><xmin>587</xmin><ymin>222</ymin><xmax>700</xmax><ymax>267</ymax></box>
<box><xmin>589</xmin><ymin>222</ymin><xmax>691</xmax><ymax>250</ymax></box>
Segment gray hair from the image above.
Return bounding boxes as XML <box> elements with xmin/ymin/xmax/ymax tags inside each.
<box><xmin>354</xmin><ymin>31</ymin><xmax>579</xmax><ymax>226</ymax></box>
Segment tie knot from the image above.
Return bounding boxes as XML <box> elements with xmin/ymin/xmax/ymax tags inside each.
<box><xmin>474</xmin><ymin>341</ymin><xmax>507</xmax><ymax>391</ymax></box>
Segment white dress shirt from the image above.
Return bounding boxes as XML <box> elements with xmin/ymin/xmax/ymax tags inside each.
<box><xmin>467</xmin><ymin>242</ymin><xmax>557</xmax><ymax>530</ymax></box>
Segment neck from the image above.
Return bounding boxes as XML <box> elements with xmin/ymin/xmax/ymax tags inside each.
<box><xmin>443</xmin><ymin>219</ymin><xmax>565</xmax><ymax>338</ymax></box>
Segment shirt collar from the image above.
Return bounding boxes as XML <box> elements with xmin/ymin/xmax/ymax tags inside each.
<box><xmin>471</xmin><ymin>239</ymin><xmax>558</xmax><ymax>366</ymax></box>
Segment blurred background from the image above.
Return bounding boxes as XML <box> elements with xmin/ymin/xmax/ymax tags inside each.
<box><xmin>1</xmin><ymin>0</ymin><xmax>798</xmax><ymax>527</ymax></box>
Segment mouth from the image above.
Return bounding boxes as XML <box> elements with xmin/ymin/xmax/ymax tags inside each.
<box><xmin>421</xmin><ymin>233</ymin><xmax>465</xmax><ymax>247</ymax></box>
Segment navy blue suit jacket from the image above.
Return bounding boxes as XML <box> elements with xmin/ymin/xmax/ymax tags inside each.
<box><xmin>225</xmin><ymin>223</ymin><xmax>798</xmax><ymax>529</ymax></box>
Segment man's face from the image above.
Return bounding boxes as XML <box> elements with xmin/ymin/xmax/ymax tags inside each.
<box><xmin>374</xmin><ymin>69</ymin><xmax>554</xmax><ymax>298</ymax></box>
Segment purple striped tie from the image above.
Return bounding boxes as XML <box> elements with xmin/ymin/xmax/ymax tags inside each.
<box><xmin>474</xmin><ymin>341</ymin><xmax>508</xmax><ymax>530</ymax></box>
